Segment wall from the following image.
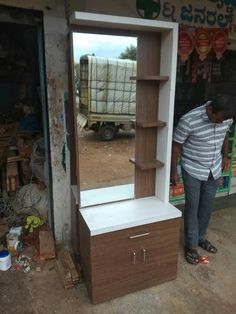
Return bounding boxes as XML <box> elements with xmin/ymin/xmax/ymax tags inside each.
<box><xmin>0</xmin><ymin>0</ymin><xmax>70</xmax><ymax>242</ymax></box>
<box><xmin>69</xmin><ymin>0</ymin><xmax>236</xmax><ymax>28</ymax></box>
<box><xmin>69</xmin><ymin>0</ymin><xmax>236</xmax><ymax>49</ymax></box>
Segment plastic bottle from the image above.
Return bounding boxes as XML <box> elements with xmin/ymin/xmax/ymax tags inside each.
<box><xmin>62</xmin><ymin>223</ymin><xmax>70</xmax><ymax>251</ymax></box>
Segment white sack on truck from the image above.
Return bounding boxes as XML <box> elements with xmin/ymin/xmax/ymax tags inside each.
<box><xmin>80</xmin><ymin>55</ymin><xmax>136</xmax><ymax>115</ymax></box>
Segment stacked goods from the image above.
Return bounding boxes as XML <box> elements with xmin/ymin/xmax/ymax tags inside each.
<box><xmin>232</xmin><ymin>163</ymin><xmax>236</xmax><ymax>176</ymax></box>
<box><xmin>170</xmin><ymin>182</ymin><xmax>185</xmax><ymax>197</ymax></box>
<box><xmin>56</xmin><ymin>249</ymin><xmax>80</xmax><ymax>289</ymax></box>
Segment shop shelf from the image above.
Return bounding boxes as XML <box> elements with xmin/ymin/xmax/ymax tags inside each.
<box><xmin>130</xmin><ymin>75</ymin><xmax>169</xmax><ymax>81</ymax></box>
<box><xmin>129</xmin><ymin>158</ymin><xmax>164</xmax><ymax>170</ymax></box>
<box><xmin>136</xmin><ymin>121</ymin><xmax>167</xmax><ymax>128</ymax></box>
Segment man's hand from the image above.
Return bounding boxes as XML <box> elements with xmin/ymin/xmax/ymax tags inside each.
<box><xmin>221</xmin><ymin>132</ymin><xmax>229</xmax><ymax>171</ymax></box>
<box><xmin>171</xmin><ymin>141</ymin><xmax>182</xmax><ymax>186</ymax></box>
<box><xmin>170</xmin><ymin>170</ymin><xmax>180</xmax><ymax>186</ymax></box>
<box><xmin>222</xmin><ymin>156</ymin><xmax>230</xmax><ymax>171</ymax></box>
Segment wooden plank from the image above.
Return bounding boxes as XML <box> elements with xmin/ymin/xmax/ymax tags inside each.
<box><xmin>6</xmin><ymin>162</ymin><xmax>19</xmax><ymax>192</ymax></box>
<box><xmin>130</xmin><ymin>75</ymin><xmax>169</xmax><ymax>81</ymax></box>
<box><xmin>39</xmin><ymin>230</ymin><xmax>56</xmax><ymax>260</ymax></box>
<box><xmin>136</xmin><ymin>120</ymin><xmax>166</xmax><ymax>128</ymax></box>
<box><xmin>129</xmin><ymin>158</ymin><xmax>164</xmax><ymax>170</ymax></box>
<box><xmin>55</xmin><ymin>259</ymin><xmax>74</xmax><ymax>289</ymax></box>
<box><xmin>7</xmin><ymin>156</ymin><xmax>28</xmax><ymax>163</ymax></box>
<box><xmin>56</xmin><ymin>248</ymin><xmax>81</xmax><ymax>289</ymax></box>
<box><xmin>58</xmin><ymin>249</ymin><xmax>80</xmax><ymax>283</ymax></box>
<box><xmin>134</xmin><ymin>32</ymin><xmax>162</xmax><ymax>197</ymax></box>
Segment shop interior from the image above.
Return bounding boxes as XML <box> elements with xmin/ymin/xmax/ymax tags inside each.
<box><xmin>175</xmin><ymin>50</ymin><xmax>236</xmax><ymax>123</ymax></box>
<box><xmin>170</xmin><ymin>35</ymin><xmax>236</xmax><ymax>200</ymax></box>
<box><xmin>0</xmin><ymin>20</ymin><xmax>49</xmax><ymax>226</ymax></box>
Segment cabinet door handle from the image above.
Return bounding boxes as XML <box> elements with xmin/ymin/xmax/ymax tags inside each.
<box><xmin>129</xmin><ymin>232</ymin><xmax>150</xmax><ymax>239</ymax></box>
<box><xmin>142</xmin><ymin>248</ymin><xmax>146</xmax><ymax>262</ymax></box>
<box><xmin>132</xmin><ymin>251</ymin><xmax>136</xmax><ymax>265</ymax></box>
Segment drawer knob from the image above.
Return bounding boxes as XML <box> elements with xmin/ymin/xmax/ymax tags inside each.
<box><xmin>142</xmin><ymin>248</ymin><xmax>146</xmax><ymax>262</ymax></box>
<box><xmin>132</xmin><ymin>251</ymin><xmax>136</xmax><ymax>265</ymax></box>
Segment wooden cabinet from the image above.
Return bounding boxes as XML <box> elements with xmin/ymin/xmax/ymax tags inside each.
<box><xmin>70</xmin><ymin>12</ymin><xmax>180</xmax><ymax>304</ymax></box>
<box><xmin>80</xmin><ymin>212</ymin><xmax>180</xmax><ymax>304</ymax></box>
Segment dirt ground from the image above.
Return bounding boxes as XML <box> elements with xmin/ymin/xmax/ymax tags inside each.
<box><xmin>78</xmin><ymin>130</ymin><xmax>135</xmax><ymax>190</ymax></box>
<box><xmin>1</xmin><ymin>203</ymin><xmax>236</xmax><ymax>314</ymax></box>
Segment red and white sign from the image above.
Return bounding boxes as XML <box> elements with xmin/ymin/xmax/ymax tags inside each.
<box><xmin>178</xmin><ymin>29</ymin><xmax>195</xmax><ymax>62</ymax></box>
<box><xmin>195</xmin><ymin>29</ymin><xmax>212</xmax><ymax>61</ymax></box>
<box><xmin>212</xmin><ymin>29</ymin><xmax>228</xmax><ymax>60</ymax></box>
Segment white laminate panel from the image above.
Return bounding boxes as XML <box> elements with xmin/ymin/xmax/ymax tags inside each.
<box><xmin>70</xmin><ymin>12</ymin><xmax>178</xmax><ymax>33</ymax></box>
<box><xmin>80</xmin><ymin>196</ymin><xmax>181</xmax><ymax>236</ymax></box>
<box><xmin>81</xmin><ymin>184</ymin><xmax>134</xmax><ymax>207</ymax></box>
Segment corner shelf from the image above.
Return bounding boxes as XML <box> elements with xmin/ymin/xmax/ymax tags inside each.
<box><xmin>136</xmin><ymin>120</ymin><xmax>167</xmax><ymax>128</ymax></box>
<box><xmin>130</xmin><ymin>75</ymin><xmax>169</xmax><ymax>81</ymax></box>
<box><xmin>129</xmin><ymin>158</ymin><xmax>164</xmax><ymax>170</ymax></box>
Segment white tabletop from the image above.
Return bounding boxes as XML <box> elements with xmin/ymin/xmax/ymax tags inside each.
<box><xmin>80</xmin><ymin>196</ymin><xmax>182</xmax><ymax>236</ymax></box>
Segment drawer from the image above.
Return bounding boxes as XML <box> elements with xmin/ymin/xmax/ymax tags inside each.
<box><xmin>90</xmin><ymin>218</ymin><xmax>180</xmax><ymax>303</ymax></box>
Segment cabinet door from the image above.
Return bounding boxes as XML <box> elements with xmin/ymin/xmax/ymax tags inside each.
<box><xmin>90</xmin><ymin>218</ymin><xmax>180</xmax><ymax>303</ymax></box>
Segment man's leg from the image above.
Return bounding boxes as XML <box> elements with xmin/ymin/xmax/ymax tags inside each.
<box><xmin>198</xmin><ymin>173</ymin><xmax>218</xmax><ymax>243</ymax></box>
<box><xmin>182</xmin><ymin>168</ymin><xmax>201</xmax><ymax>248</ymax></box>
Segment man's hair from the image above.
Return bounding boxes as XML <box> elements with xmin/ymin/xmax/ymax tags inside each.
<box><xmin>210</xmin><ymin>94</ymin><xmax>236</xmax><ymax>119</ymax></box>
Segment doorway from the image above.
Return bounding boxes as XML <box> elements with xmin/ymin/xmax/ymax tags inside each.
<box><xmin>0</xmin><ymin>6</ymin><xmax>53</xmax><ymax>229</ymax></box>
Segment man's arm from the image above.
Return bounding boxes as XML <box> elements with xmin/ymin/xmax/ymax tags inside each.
<box><xmin>221</xmin><ymin>132</ymin><xmax>229</xmax><ymax>170</ymax></box>
<box><xmin>171</xmin><ymin>141</ymin><xmax>182</xmax><ymax>186</ymax></box>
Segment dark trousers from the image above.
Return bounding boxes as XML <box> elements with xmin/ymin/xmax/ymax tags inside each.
<box><xmin>182</xmin><ymin>168</ymin><xmax>218</xmax><ymax>248</ymax></box>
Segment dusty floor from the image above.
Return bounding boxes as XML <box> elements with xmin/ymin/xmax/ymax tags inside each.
<box><xmin>78</xmin><ymin>130</ymin><xmax>135</xmax><ymax>190</ymax></box>
<box><xmin>1</xmin><ymin>198</ymin><xmax>236</xmax><ymax>314</ymax></box>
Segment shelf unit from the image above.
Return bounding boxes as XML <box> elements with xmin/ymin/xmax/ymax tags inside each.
<box><xmin>129</xmin><ymin>157</ymin><xmax>164</xmax><ymax>170</ymax></box>
<box><xmin>130</xmin><ymin>75</ymin><xmax>169</xmax><ymax>81</ymax></box>
<box><xmin>136</xmin><ymin>120</ymin><xmax>167</xmax><ymax>128</ymax></box>
<box><xmin>70</xmin><ymin>11</ymin><xmax>180</xmax><ymax>304</ymax></box>
<box><xmin>127</xmin><ymin>29</ymin><xmax>177</xmax><ymax>200</ymax></box>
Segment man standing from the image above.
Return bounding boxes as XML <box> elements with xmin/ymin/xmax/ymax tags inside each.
<box><xmin>171</xmin><ymin>95</ymin><xmax>235</xmax><ymax>264</ymax></box>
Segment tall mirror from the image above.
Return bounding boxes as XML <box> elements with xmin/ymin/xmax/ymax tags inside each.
<box><xmin>72</xmin><ymin>32</ymin><xmax>137</xmax><ymax>206</ymax></box>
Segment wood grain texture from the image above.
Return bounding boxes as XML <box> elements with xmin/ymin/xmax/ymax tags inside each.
<box><xmin>79</xmin><ymin>212</ymin><xmax>92</xmax><ymax>297</ymax></box>
<box><xmin>39</xmin><ymin>230</ymin><xmax>56</xmax><ymax>260</ymax></box>
<box><xmin>69</xmin><ymin>31</ymin><xmax>81</xmax><ymax>259</ymax></box>
<box><xmin>136</xmin><ymin>120</ymin><xmax>167</xmax><ymax>128</ymax></box>
<box><xmin>129</xmin><ymin>158</ymin><xmax>164</xmax><ymax>170</ymax></box>
<box><xmin>71</xmin><ymin>203</ymin><xmax>80</xmax><ymax>259</ymax></box>
<box><xmin>130</xmin><ymin>75</ymin><xmax>169</xmax><ymax>81</ymax></box>
<box><xmin>135</xmin><ymin>32</ymin><xmax>162</xmax><ymax>197</ymax></box>
<box><xmin>86</xmin><ymin>218</ymin><xmax>180</xmax><ymax>304</ymax></box>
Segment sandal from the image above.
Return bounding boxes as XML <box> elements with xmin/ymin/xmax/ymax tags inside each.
<box><xmin>199</xmin><ymin>239</ymin><xmax>217</xmax><ymax>254</ymax></box>
<box><xmin>185</xmin><ymin>247</ymin><xmax>201</xmax><ymax>265</ymax></box>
